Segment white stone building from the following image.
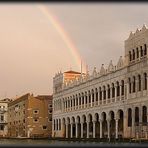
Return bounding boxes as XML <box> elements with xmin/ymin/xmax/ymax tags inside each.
<box><xmin>52</xmin><ymin>25</ymin><xmax>148</xmax><ymax>139</ymax></box>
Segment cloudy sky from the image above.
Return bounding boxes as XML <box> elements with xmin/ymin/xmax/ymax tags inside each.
<box><xmin>0</xmin><ymin>3</ymin><xmax>147</xmax><ymax>98</ymax></box>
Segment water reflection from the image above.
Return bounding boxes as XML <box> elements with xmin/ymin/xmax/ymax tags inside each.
<box><xmin>0</xmin><ymin>139</ymin><xmax>147</xmax><ymax>146</ymax></box>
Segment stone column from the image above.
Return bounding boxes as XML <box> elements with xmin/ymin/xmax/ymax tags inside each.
<box><xmin>126</xmin><ymin>82</ymin><xmax>129</xmax><ymax>99</ymax></box>
<box><xmin>87</xmin><ymin>121</ymin><xmax>89</xmax><ymax>138</ymax></box>
<box><xmin>94</xmin><ymin>91</ymin><xmax>96</xmax><ymax>106</ymax></box>
<box><xmin>66</xmin><ymin>123</ymin><xmax>68</xmax><ymax>138</ymax></box>
<box><xmin>132</xmin><ymin>108</ymin><xmax>135</xmax><ymax>138</ymax></box>
<box><xmin>93</xmin><ymin>120</ymin><xmax>96</xmax><ymax>138</ymax></box>
<box><xmin>99</xmin><ymin>119</ymin><xmax>103</xmax><ymax>138</ymax></box>
<box><xmin>76</xmin><ymin>122</ymin><xmax>78</xmax><ymax>138</ymax></box>
<box><xmin>106</xmin><ymin>89</ymin><xmax>108</xmax><ymax>104</ymax></box>
<box><xmin>115</xmin><ymin>118</ymin><xmax>119</xmax><ymax>139</ymax></box>
<box><xmin>107</xmin><ymin>119</ymin><xmax>110</xmax><ymax>139</ymax></box>
<box><xmin>71</xmin><ymin>123</ymin><xmax>73</xmax><ymax>138</ymax></box>
<box><xmin>90</xmin><ymin>93</ymin><xmax>92</xmax><ymax>107</ymax></box>
<box><xmin>135</xmin><ymin>78</ymin><xmax>138</xmax><ymax>96</ymax></box>
<box><xmin>81</xmin><ymin>122</ymin><xmax>83</xmax><ymax>138</ymax></box>
<box><xmin>98</xmin><ymin>90</ymin><xmax>100</xmax><ymax>106</ymax></box>
<box><xmin>115</xmin><ymin>85</ymin><xmax>117</xmax><ymax>102</ymax></box>
<box><xmin>120</xmin><ymin>84</ymin><xmax>122</xmax><ymax>100</ymax></box>
<box><xmin>84</xmin><ymin>95</ymin><xmax>86</xmax><ymax>108</ymax></box>
<box><xmin>147</xmin><ymin>76</ymin><xmax>148</xmax><ymax>93</ymax></box>
<box><xmin>110</xmin><ymin>86</ymin><xmax>112</xmax><ymax>100</ymax></box>
<box><xmin>78</xmin><ymin>97</ymin><xmax>80</xmax><ymax>110</ymax></box>
<box><xmin>70</xmin><ymin>99</ymin><xmax>71</xmax><ymax>111</ymax></box>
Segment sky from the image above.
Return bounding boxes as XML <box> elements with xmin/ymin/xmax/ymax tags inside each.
<box><xmin>0</xmin><ymin>2</ymin><xmax>148</xmax><ymax>99</ymax></box>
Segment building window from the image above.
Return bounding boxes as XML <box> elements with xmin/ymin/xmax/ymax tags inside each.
<box><xmin>136</xmin><ymin>47</ymin><xmax>139</xmax><ymax>58</ymax></box>
<box><xmin>129</xmin><ymin>51</ymin><xmax>132</xmax><ymax>61</ymax></box>
<box><xmin>1</xmin><ymin>115</ymin><xmax>4</xmax><ymax>122</ymax></box>
<box><xmin>33</xmin><ymin>118</ymin><xmax>39</xmax><ymax>123</ymax></box>
<box><xmin>144</xmin><ymin>44</ymin><xmax>147</xmax><ymax>55</ymax></box>
<box><xmin>133</xmin><ymin>49</ymin><xmax>135</xmax><ymax>60</ymax></box>
<box><xmin>140</xmin><ymin>46</ymin><xmax>143</xmax><ymax>57</ymax></box>
<box><xmin>0</xmin><ymin>125</ymin><xmax>4</xmax><ymax>131</ymax></box>
<box><xmin>144</xmin><ymin>73</ymin><xmax>147</xmax><ymax>90</ymax></box>
<box><xmin>42</xmin><ymin>125</ymin><xmax>47</xmax><ymax>130</ymax></box>
<box><xmin>48</xmin><ymin>110</ymin><xmax>52</xmax><ymax>114</ymax></box>
<box><xmin>48</xmin><ymin>118</ymin><xmax>52</xmax><ymax>122</ymax></box>
<box><xmin>133</xmin><ymin>76</ymin><xmax>136</xmax><ymax>93</ymax></box>
<box><xmin>33</xmin><ymin>110</ymin><xmax>39</xmax><ymax>114</ymax></box>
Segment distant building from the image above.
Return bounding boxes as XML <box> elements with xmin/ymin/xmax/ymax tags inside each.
<box><xmin>52</xmin><ymin>25</ymin><xmax>148</xmax><ymax>139</ymax></box>
<box><xmin>0</xmin><ymin>98</ymin><xmax>12</xmax><ymax>137</ymax></box>
<box><xmin>7</xmin><ymin>93</ymin><xmax>52</xmax><ymax>138</ymax></box>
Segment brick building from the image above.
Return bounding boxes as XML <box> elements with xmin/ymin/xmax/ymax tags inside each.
<box><xmin>8</xmin><ymin>93</ymin><xmax>52</xmax><ymax>138</ymax></box>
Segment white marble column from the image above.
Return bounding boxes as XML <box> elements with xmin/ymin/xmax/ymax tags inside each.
<box><xmin>90</xmin><ymin>93</ymin><xmax>92</xmax><ymax>107</ymax></box>
<box><xmin>81</xmin><ymin>122</ymin><xmax>83</xmax><ymax>138</ymax></box>
<box><xmin>126</xmin><ymin>82</ymin><xmax>129</xmax><ymax>99</ymax></box>
<box><xmin>106</xmin><ymin>89</ymin><xmax>108</xmax><ymax>104</ymax></box>
<box><xmin>98</xmin><ymin>91</ymin><xmax>100</xmax><ymax>106</ymax></box>
<box><xmin>115</xmin><ymin>118</ymin><xmax>119</xmax><ymax>139</ymax></box>
<box><xmin>93</xmin><ymin>120</ymin><xmax>96</xmax><ymax>138</ymax></box>
<box><xmin>110</xmin><ymin>86</ymin><xmax>112</xmax><ymax>100</ymax></box>
<box><xmin>84</xmin><ymin>95</ymin><xmax>86</xmax><ymax>108</ymax></box>
<box><xmin>99</xmin><ymin>119</ymin><xmax>103</xmax><ymax>138</ymax></box>
<box><xmin>71</xmin><ymin>123</ymin><xmax>73</xmax><ymax>138</ymax></box>
<box><xmin>94</xmin><ymin>92</ymin><xmax>96</xmax><ymax>106</ymax></box>
<box><xmin>70</xmin><ymin>99</ymin><xmax>71</xmax><ymax>111</ymax></box>
<box><xmin>78</xmin><ymin>97</ymin><xmax>80</xmax><ymax>110</ymax></box>
<box><xmin>107</xmin><ymin>119</ymin><xmax>110</xmax><ymax>139</ymax></box>
<box><xmin>87</xmin><ymin>121</ymin><xmax>89</xmax><ymax>138</ymax></box>
<box><xmin>120</xmin><ymin>85</ymin><xmax>122</xmax><ymax>100</ymax></box>
<box><xmin>115</xmin><ymin>85</ymin><xmax>117</xmax><ymax>102</ymax></box>
<box><xmin>66</xmin><ymin>123</ymin><xmax>68</xmax><ymax>138</ymax></box>
<box><xmin>76</xmin><ymin>122</ymin><xmax>78</xmax><ymax>138</ymax></box>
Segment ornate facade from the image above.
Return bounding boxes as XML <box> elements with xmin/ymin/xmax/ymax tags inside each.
<box><xmin>52</xmin><ymin>25</ymin><xmax>148</xmax><ymax>139</ymax></box>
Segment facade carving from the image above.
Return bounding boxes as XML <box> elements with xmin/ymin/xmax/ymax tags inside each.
<box><xmin>52</xmin><ymin>24</ymin><xmax>148</xmax><ymax>139</ymax></box>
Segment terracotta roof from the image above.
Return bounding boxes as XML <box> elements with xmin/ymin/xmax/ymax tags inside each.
<box><xmin>64</xmin><ymin>70</ymin><xmax>81</xmax><ymax>74</ymax></box>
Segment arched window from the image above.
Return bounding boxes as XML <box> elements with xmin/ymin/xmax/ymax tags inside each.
<box><xmin>71</xmin><ymin>99</ymin><xmax>72</xmax><ymax>107</ymax></box>
<box><xmin>129</xmin><ymin>51</ymin><xmax>132</xmax><ymax>61</ymax></box>
<box><xmin>117</xmin><ymin>81</ymin><xmax>120</xmax><ymax>96</ymax></box>
<box><xmin>99</xmin><ymin>87</ymin><xmax>102</xmax><ymax>100</ymax></box>
<box><xmin>88</xmin><ymin>91</ymin><xmax>91</xmax><ymax>103</ymax></box>
<box><xmin>103</xmin><ymin>86</ymin><xmax>106</xmax><ymax>100</ymax></box>
<box><xmin>144</xmin><ymin>73</ymin><xmax>147</xmax><ymax>90</ymax></box>
<box><xmin>92</xmin><ymin>89</ymin><xmax>94</xmax><ymax>102</ymax></box>
<box><xmin>95</xmin><ymin>88</ymin><xmax>98</xmax><ymax>102</ymax></box>
<box><xmin>79</xmin><ymin>94</ymin><xmax>81</xmax><ymax>105</ymax></box>
<box><xmin>128</xmin><ymin>108</ymin><xmax>132</xmax><ymax>127</ymax></box>
<box><xmin>133</xmin><ymin>76</ymin><xmax>136</xmax><ymax>93</ymax></box>
<box><xmin>59</xmin><ymin>119</ymin><xmax>61</xmax><ymax>130</ymax></box>
<box><xmin>85</xmin><ymin>92</ymin><xmax>87</xmax><ymax>104</ymax></box>
<box><xmin>133</xmin><ymin>49</ymin><xmax>135</xmax><ymax>60</ymax></box>
<box><xmin>144</xmin><ymin>44</ymin><xmax>147</xmax><ymax>55</ymax></box>
<box><xmin>138</xmin><ymin>75</ymin><xmax>141</xmax><ymax>91</ymax></box>
<box><xmin>73</xmin><ymin>96</ymin><xmax>75</xmax><ymax>107</ymax></box>
<box><xmin>140</xmin><ymin>46</ymin><xmax>143</xmax><ymax>57</ymax></box>
<box><xmin>135</xmin><ymin>107</ymin><xmax>139</xmax><ymax>126</ymax></box>
<box><xmin>121</xmin><ymin>80</ymin><xmax>124</xmax><ymax>95</ymax></box>
<box><xmin>107</xmin><ymin>84</ymin><xmax>110</xmax><ymax>99</ymax></box>
<box><xmin>112</xmin><ymin>83</ymin><xmax>115</xmax><ymax>98</ymax></box>
<box><xmin>136</xmin><ymin>47</ymin><xmax>139</xmax><ymax>58</ymax></box>
<box><xmin>54</xmin><ymin>119</ymin><xmax>56</xmax><ymax>130</ymax></box>
<box><xmin>142</xmin><ymin>106</ymin><xmax>147</xmax><ymax>125</ymax></box>
<box><xmin>129</xmin><ymin>78</ymin><xmax>131</xmax><ymax>93</ymax></box>
<box><xmin>76</xmin><ymin>95</ymin><xmax>78</xmax><ymax>106</ymax></box>
<box><xmin>82</xmin><ymin>93</ymin><xmax>84</xmax><ymax>104</ymax></box>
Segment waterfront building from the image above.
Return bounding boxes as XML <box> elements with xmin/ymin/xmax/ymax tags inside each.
<box><xmin>7</xmin><ymin>93</ymin><xmax>52</xmax><ymax>138</ymax></box>
<box><xmin>0</xmin><ymin>98</ymin><xmax>12</xmax><ymax>137</ymax></box>
<box><xmin>52</xmin><ymin>25</ymin><xmax>148</xmax><ymax>139</ymax></box>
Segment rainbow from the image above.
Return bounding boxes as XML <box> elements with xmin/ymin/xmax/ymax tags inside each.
<box><xmin>37</xmin><ymin>4</ymin><xmax>86</xmax><ymax>73</ymax></box>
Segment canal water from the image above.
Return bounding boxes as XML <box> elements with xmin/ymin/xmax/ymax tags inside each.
<box><xmin>0</xmin><ymin>139</ymin><xmax>147</xmax><ymax>147</ymax></box>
